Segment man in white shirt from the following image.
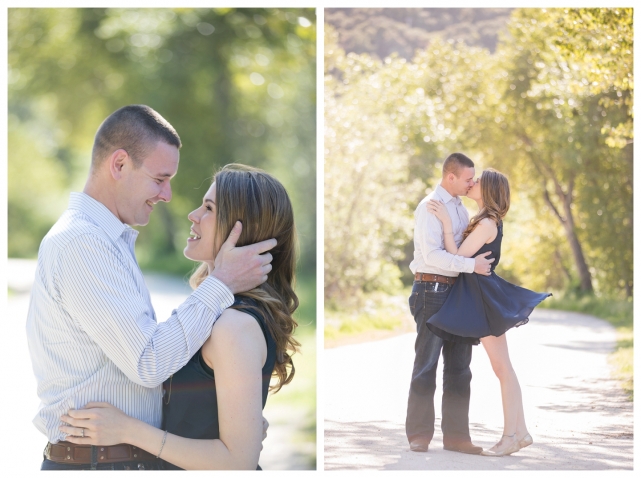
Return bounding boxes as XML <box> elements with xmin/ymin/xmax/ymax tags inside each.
<box><xmin>27</xmin><ymin>105</ymin><xmax>275</xmax><ymax>470</ymax></box>
<box><xmin>405</xmin><ymin>153</ymin><xmax>494</xmax><ymax>455</ymax></box>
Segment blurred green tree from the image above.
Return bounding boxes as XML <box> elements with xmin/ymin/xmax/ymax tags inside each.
<box><xmin>8</xmin><ymin>8</ymin><xmax>316</xmax><ymax>277</ymax></box>
<box><xmin>324</xmin><ymin>27</ymin><xmax>423</xmax><ymax>302</ymax></box>
<box><xmin>552</xmin><ymin>8</ymin><xmax>633</xmax><ymax>149</ymax></box>
<box><xmin>483</xmin><ymin>8</ymin><xmax>633</xmax><ymax>296</ymax></box>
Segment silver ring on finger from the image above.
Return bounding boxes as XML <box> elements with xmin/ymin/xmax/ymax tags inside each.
<box><xmin>81</xmin><ymin>428</ymin><xmax>85</xmax><ymax>438</ymax></box>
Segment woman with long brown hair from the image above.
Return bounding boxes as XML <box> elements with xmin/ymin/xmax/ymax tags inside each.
<box><xmin>426</xmin><ymin>168</ymin><xmax>550</xmax><ymax>457</ymax></box>
<box><xmin>58</xmin><ymin>164</ymin><xmax>299</xmax><ymax>469</ymax></box>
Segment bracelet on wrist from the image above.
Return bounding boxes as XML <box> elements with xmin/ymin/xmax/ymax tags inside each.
<box><xmin>157</xmin><ymin>430</ymin><xmax>168</xmax><ymax>458</ymax></box>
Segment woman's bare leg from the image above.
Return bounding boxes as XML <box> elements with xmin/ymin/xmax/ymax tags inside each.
<box><xmin>480</xmin><ymin>334</ymin><xmax>529</xmax><ymax>452</ymax></box>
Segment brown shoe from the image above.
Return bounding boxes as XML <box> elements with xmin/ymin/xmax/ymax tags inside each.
<box><xmin>443</xmin><ymin>440</ymin><xmax>483</xmax><ymax>455</ymax></box>
<box><xmin>409</xmin><ymin>438</ymin><xmax>430</xmax><ymax>452</ymax></box>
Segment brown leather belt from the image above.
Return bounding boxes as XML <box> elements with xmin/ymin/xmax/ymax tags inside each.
<box><xmin>45</xmin><ymin>441</ymin><xmax>156</xmax><ymax>464</ymax></box>
<box><xmin>414</xmin><ymin>272</ymin><xmax>457</xmax><ymax>285</ymax></box>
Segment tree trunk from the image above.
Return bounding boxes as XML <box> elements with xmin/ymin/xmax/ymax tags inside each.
<box><xmin>559</xmin><ymin>208</ymin><xmax>593</xmax><ymax>293</ymax></box>
<box><xmin>531</xmin><ymin>155</ymin><xmax>594</xmax><ymax>294</ymax></box>
<box><xmin>517</xmin><ymin>132</ymin><xmax>595</xmax><ymax>294</ymax></box>
<box><xmin>554</xmin><ymin>248</ymin><xmax>572</xmax><ymax>284</ymax></box>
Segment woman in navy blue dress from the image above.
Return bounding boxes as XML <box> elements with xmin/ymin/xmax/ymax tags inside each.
<box><xmin>426</xmin><ymin>169</ymin><xmax>550</xmax><ymax>457</ymax></box>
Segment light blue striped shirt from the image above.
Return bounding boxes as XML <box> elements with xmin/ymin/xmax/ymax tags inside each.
<box><xmin>26</xmin><ymin>192</ymin><xmax>234</xmax><ymax>443</ymax></box>
<box><xmin>409</xmin><ymin>184</ymin><xmax>475</xmax><ymax>277</ymax></box>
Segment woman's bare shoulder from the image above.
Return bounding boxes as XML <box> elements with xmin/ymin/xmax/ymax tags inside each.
<box><xmin>478</xmin><ymin>217</ymin><xmax>498</xmax><ymax>230</ymax></box>
<box><xmin>201</xmin><ymin>308</ymin><xmax>265</xmax><ymax>367</ymax></box>
<box><xmin>476</xmin><ymin>217</ymin><xmax>498</xmax><ymax>244</ymax></box>
<box><xmin>215</xmin><ymin>308</ymin><xmax>260</xmax><ymax>331</ymax></box>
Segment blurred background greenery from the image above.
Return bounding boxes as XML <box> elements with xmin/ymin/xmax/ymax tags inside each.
<box><xmin>8</xmin><ymin>7</ymin><xmax>316</xmax><ymax>468</ymax></box>
<box><xmin>324</xmin><ymin>8</ymin><xmax>632</xmax><ymax>397</ymax></box>
<box><xmin>9</xmin><ymin>7</ymin><xmax>315</xmax><ymax>276</ymax></box>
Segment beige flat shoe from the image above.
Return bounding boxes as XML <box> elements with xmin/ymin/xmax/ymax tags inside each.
<box><xmin>518</xmin><ymin>433</ymin><xmax>533</xmax><ymax>450</ymax></box>
<box><xmin>480</xmin><ymin>434</ymin><xmax>520</xmax><ymax>457</ymax></box>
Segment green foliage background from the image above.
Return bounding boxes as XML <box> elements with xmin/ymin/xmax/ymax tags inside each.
<box><xmin>325</xmin><ymin>8</ymin><xmax>632</xmax><ymax>303</ymax></box>
<box><xmin>9</xmin><ymin>8</ymin><xmax>316</xmax><ymax>281</ymax></box>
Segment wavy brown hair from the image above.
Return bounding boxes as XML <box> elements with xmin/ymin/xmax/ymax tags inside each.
<box><xmin>463</xmin><ymin>168</ymin><xmax>510</xmax><ymax>240</ymax></box>
<box><xmin>189</xmin><ymin>164</ymin><xmax>299</xmax><ymax>392</ymax></box>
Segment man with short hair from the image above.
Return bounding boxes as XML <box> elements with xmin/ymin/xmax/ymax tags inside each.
<box><xmin>27</xmin><ymin>105</ymin><xmax>275</xmax><ymax>470</ymax></box>
<box><xmin>406</xmin><ymin>152</ymin><xmax>493</xmax><ymax>455</ymax></box>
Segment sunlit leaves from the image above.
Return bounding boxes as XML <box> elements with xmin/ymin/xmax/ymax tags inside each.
<box><xmin>325</xmin><ymin>28</ymin><xmax>423</xmax><ymax>301</ymax></box>
<box><xmin>325</xmin><ymin>9</ymin><xmax>632</xmax><ymax>298</ymax></box>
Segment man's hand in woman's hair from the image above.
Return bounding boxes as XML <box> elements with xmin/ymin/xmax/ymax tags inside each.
<box><xmin>211</xmin><ymin>221</ymin><xmax>277</xmax><ymax>294</ymax></box>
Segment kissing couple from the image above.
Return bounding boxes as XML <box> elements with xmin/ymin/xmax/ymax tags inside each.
<box><xmin>406</xmin><ymin>152</ymin><xmax>550</xmax><ymax>457</ymax></box>
<box><xmin>27</xmin><ymin>105</ymin><xmax>299</xmax><ymax>470</ymax></box>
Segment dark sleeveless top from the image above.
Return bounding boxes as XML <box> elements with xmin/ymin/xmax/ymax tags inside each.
<box><xmin>426</xmin><ymin>221</ymin><xmax>551</xmax><ymax>345</ymax></box>
<box><xmin>160</xmin><ymin>297</ymin><xmax>277</xmax><ymax>470</ymax></box>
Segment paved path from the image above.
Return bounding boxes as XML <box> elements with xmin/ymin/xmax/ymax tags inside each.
<box><xmin>3</xmin><ymin>259</ymin><xmax>312</xmax><ymax>471</ymax></box>
<box><xmin>324</xmin><ymin>308</ymin><xmax>633</xmax><ymax>470</ymax></box>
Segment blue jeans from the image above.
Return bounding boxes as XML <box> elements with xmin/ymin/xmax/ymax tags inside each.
<box><xmin>405</xmin><ymin>280</ymin><xmax>473</xmax><ymax>444</ymax></box>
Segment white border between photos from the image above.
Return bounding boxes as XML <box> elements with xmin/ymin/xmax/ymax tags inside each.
<box><xmin>316</xmin><ymin>6</ymin><xmax>326</xmax><ymax>471</ymax></box>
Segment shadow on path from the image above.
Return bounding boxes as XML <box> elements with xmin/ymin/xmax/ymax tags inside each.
<box><xmin>325</xmin><ymin>420</ymin><xmax>633</xmax><ymax>471</ymax></box>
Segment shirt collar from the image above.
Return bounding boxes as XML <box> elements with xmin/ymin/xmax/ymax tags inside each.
<box><xmin>435</xmin><ymin>184</ymin><xmax>462</xmax><ymax>205</ymax></box>
<box><xmin>68</xmin><ymin>192</ymin><xmax>137</xmax><ymax>242</ymax></box>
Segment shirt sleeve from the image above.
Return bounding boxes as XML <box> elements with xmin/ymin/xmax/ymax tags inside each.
<box><xmin>416</xmin><ymin>205</ymin><xmax>475</xmax><ymax>274</ymax></box>
<box><xmin>54</xmin><ymin>233</ymin><xmax>234</xmax><ymax>388</ymax></box>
